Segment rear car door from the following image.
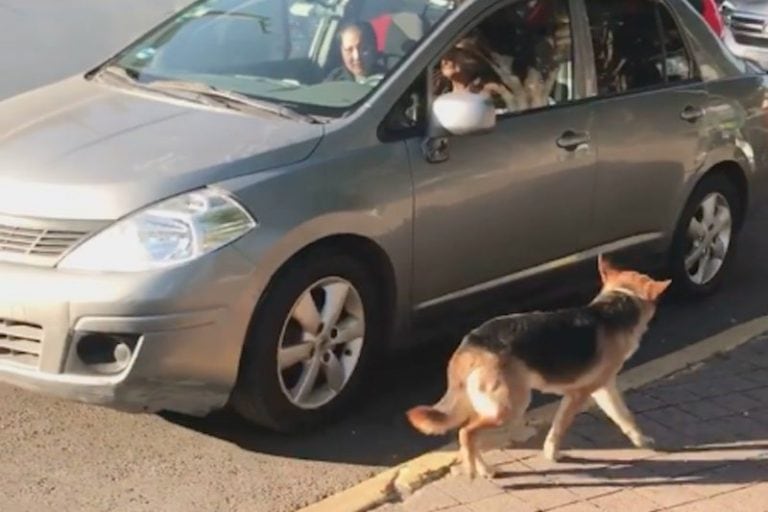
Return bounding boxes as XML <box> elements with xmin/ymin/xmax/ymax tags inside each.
<box><xmin>584</xmin><ymin>0</ymin><xmax>711</xmax><ymax>248</ymax></box>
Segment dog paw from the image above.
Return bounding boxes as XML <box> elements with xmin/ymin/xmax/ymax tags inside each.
<box><xmin>477</xmin><ymin>462</ymin><xmax>497</xmax><ymax>479</ymax></box>
<box><xmin>631</xmin><ymin>434</ymin><xmax>656</xmax><ymax>450</ymax></box>
<box><xmin>543</xmin><ymin>443</ymin><xmax>562</xmax><ymax>462</ymax></box>
<box><xmin>462</xmin><ymin>462</ymin><xmax>477</xmax><ymax>481</ymax></box>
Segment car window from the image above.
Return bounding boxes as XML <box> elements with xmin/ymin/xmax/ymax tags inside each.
<box><xmin>658</xmin><ymin>3</ymin><xmax>695</xmax><ymax>83</ymax></box>
<box><xmin>382</xmin><ymin>0</ymin><xmax>575</xmax><ymax>137</ymax></box>
<box><xmin>109</xmin><ymin>0</ymin><xmax>452</xmax><ymax>117</ymax></box>
<box><xmin>380</xmin><ymin>73</ymin><xmax>428</xmax><ymax>139</ymax></box>
<box><xmin>435</xmin><ymin>0</ymin><xmax>575</xmax><ymax>116</ymax></box>
<box><xmin>586</xmin><ymin>0</ymin><xmax>694</xmax><ymax>97</ymax></box>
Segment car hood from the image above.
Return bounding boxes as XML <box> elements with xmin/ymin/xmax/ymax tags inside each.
<box><xmin>0</xmin><ymin>76</ymin><xmax>324</xmax><ymax>220</ymax></box>
<box><xmin>728</xmin><ymin>0</ymin><xmax>768</xmax><ymax>15</ymax></box>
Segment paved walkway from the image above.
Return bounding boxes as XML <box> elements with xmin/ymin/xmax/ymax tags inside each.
<box><xmin>375</xmin><ymin>336</ymin><xmax>768</xmax><ymax>512</ymax></box>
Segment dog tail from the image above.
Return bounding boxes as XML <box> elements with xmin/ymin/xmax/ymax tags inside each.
<box><xmin>406</xmin><ymin>348</ymin><xmax>474</xmax><ymax>435</ymax></box>
<box><xmin>406</xmin><ymin>389</ymin><xmax>468</xmax><ymax>435</ymax></box>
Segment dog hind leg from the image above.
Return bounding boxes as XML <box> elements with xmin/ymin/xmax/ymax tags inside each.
<box><xmin>458</xmin><ymin>368</ymin><xmax>516</xmax><ymax>479</ymax></box>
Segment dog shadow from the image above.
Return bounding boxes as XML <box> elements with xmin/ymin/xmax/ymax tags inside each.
<box><xmin>487</xmin><ymin>341</ymin><xmax>768</xmax><ymax>495</ymax></box>
<box><xmin>494</xmin><ymin>441</ymin><xmax>768</xmax><ymax>493</ymax></box>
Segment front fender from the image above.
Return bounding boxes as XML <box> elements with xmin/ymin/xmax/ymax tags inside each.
<box><xmin>216</xmin><ymin>138</ymin><xmax>415</xmax><ymax>354</ymax></box>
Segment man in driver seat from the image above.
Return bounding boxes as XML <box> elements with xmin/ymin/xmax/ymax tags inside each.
<box><xmin>326</xmin><ymin>22</ymin><xmax>386</xmax><ymax>84</ymax></box>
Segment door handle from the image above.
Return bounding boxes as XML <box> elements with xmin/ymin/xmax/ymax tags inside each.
<box><xmin>556</xmin><ymin>130</ymin><xmax>590</xmax><ymax>151</ymax></box>
<box><xmin>680</xmin><ymin>105</ymin><xmax>704</xmax><ymax>123</ymax></box>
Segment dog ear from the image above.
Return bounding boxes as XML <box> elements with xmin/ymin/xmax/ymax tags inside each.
<box><xmin>597</xmin><ymin>254</ymin><xmax>617</xmax><ymax>283</ymax></box>
<box><xmin>645</xmin><ymin>279</ymin><xmax>672</xmax><ymax>302</ymax></box>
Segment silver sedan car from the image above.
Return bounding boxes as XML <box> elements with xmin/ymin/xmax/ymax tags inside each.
<box><xmin>0</xmin><ymin>0</ymin><xmax>766</xmax><ymax>432</ymax></box>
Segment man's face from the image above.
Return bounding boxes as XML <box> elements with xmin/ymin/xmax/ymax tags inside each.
<box><xmin>341</xmin><ymin>28</ymin><xmax>375</xmax><ymax>78</ymax></box>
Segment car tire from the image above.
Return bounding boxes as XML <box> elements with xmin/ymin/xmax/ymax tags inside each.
<box><xmin>230</xmin><ymin>247</ymin><xmax>386</xmax><ymax>432</ymax></box>
<box><xmin>667</xmin><ymin>174</ymin><xmax>742</xmax><ymax>298</ymax></box>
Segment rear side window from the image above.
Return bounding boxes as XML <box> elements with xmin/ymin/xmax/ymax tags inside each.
<box><xmin>658</xmin><ymin>4</ymin><xmax>694</xmax><ymax>84</ymax></box>
<box><xmin>586</xmin><ymin>0</ymin><xmax>694</xmax><ymax>96</ymax></box>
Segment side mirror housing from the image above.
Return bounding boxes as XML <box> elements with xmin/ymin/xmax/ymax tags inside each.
<box><xmin>430</xmin><ymin>91</ymin><xmax>496</xmax><ymax>136</ymax></box>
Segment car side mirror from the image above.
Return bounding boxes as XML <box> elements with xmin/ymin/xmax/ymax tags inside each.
<box><xmin>430</xmin><ymin>91</ymin><xmax>496</xmax><ymax>136</ymax></box>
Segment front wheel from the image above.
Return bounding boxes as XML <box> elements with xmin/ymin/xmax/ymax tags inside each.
<box><xmin>668</xmin><ymin>174</ymin><xmax>741</xmax><ymax>298</ymax></box>
<box><xmin>230</xmin><ymin>248</ymin><xmax>386</xmax><ymax>432</ymax></box>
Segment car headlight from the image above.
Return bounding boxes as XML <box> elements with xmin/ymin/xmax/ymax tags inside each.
<box><xmin>58</xmin><ymin>188</ymin><xmax>256</xmax><ymax>272</ymax></box>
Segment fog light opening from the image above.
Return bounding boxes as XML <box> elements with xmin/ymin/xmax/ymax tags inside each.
<box><xmin>75</xmin><ymin>333</ymin><xmax>140</xmax><ymax>374</ymax></box>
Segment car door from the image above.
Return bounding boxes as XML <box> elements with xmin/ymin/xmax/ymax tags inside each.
<box><xmin>404</xmin><ymin>0</ymin><xmax>599</xmax><ymax>308</ymax></box>
<box><xmin>584</xmin><ymin>0</ymin><xmax>711</xmax><ymax>248</ymax></box>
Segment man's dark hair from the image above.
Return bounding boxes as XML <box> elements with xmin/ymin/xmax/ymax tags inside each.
<box><xmin>338</xmin><ymin>21</ymin><xmax>378</xmax><ymax>49</ymax></box>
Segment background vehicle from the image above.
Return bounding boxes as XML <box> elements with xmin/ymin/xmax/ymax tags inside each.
<box><xmin>719</xmin><ymin>0</ymin><xmax>768</xmax><ymax>69</ymax></box>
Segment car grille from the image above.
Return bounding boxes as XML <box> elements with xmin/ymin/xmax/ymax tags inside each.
<box><xmin>0</xmin><ymin>319</ymin><xmax>43</xmax><ymax>367</ymax></box>
<box><xmin>0</xmin><ymin>215</ymin><xmax>104</xmax><ymax>266</ymax></box>
<box><xmin>0</xmin><ymin>223</ymin><xmax>86</xmax><ymax>257</ymax></box>
<box><xmin>730</xmin><ymin>11</ymin><xmax>768</xmax><ymax>47</ymax></box>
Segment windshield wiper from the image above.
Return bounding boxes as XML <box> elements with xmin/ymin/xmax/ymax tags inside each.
<box><xmin>147</xmin><ymin>80</ymin><xmax>321</xmax><ymax>124</ymax></box>
<box><xmin>90</xmin><ymin>65</ymin><xmax>182</xmax><ymax>100</ymax></box>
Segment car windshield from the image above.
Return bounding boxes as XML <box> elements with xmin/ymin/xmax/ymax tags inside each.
<box><xmin>104</xmin><ymin>0</ymin><xmax>453</xmax><ymax>118</ymax></box>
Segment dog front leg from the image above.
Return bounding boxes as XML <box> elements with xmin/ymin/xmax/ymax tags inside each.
<box><xmin>543</xmin><ymin>392</ymin><xmax>588</xmax><ymax>462</ymax></box>
<box><xmin>591</xmin><ymin>380</ymin><xmax>655</xmax><ymax>449</ymax></box>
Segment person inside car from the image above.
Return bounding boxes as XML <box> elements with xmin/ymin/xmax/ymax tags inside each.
<box><xmin>434</xmin><ymin>38</ymin><xmax>520</xmax><ymax>112</ymax></box>
<box><xmin>436</xmin><ymin>1</ymin><xmax>572</xmax><ymax>113</ymax></box>
<box><xmin>325</xmin><ymin>22</ymin><xmax>386</xmax><ymax>84</ymax></box>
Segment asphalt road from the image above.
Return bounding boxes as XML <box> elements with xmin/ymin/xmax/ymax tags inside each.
<box><xmin>2</xmin><ymin>3</ymin><xmax>768</xmax><ymax>512</ymax></box>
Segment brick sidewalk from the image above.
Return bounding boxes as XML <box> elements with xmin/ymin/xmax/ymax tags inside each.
<box><xmin>376</xmin><ymin>336</ymin><xmax>768</xmax><ymax>512</ymax></box>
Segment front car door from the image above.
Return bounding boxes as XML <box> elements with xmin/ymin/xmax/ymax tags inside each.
<box><xmin>405</xmin><ymin>0</ymin><xmax>599</xmax><ymax>309</ymax></box>
<box><xmin>583</xmin><ymin>0</ymin><xmax>712</xmax><ymax>250</ymax></box>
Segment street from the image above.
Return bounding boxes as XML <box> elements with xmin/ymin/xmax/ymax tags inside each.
<box><xmin>1</xmin><ymin>2</ymin><xmax>768</xmax><ymax>512</ymax></box>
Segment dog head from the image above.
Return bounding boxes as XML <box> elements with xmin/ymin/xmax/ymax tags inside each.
<box><xmin>597</xmin><ymin>254</ymin><xmax>671</xmax><ymax>303</ymax></box>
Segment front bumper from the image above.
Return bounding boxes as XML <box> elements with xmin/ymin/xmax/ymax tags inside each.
<box><xmin>0</xmin><ymin>245</ymin><xmax>258</xmax><ymax>416</ymax></box>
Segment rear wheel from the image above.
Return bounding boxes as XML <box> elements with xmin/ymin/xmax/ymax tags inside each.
<box><xmin>231</xmin><ymin>248</ymin><xmax>386</xmax><ymax>432</ymax></box>
<box><xmin>668</xmin><ymin>174</ymin><xmax>741</xmax><ymax>298</ymax></box>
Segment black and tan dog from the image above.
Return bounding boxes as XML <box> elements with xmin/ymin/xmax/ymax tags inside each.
<box><xmin>407</xmin><ymin>255</ymin><xmax>671</xmax><ymax>478</ymax></box>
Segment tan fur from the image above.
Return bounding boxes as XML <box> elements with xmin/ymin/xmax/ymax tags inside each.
<box><xmin>406</xmin><ymin>255</ymin><xmax>671</xmax><ymax>479</ymax></box>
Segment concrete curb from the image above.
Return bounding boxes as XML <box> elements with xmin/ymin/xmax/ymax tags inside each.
<box><xmin>296</xmin><ymin>315</ymin><xmax>768</xmax><ymax>512</ymax></box>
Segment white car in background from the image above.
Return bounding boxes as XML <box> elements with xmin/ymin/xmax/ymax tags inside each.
<box><xmin>720</xmin><ymin>0</ymin><xmax>768</xmax><ymax>69</ymax></box>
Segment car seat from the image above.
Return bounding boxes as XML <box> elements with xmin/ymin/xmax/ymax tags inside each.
<box><xmin>369</xmin><ymin>12</ymin><xmax>425</xmax><ymax>68</ymax></box>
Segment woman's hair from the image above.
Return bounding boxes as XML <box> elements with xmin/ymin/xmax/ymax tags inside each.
<box><xmin>434</xmin><ymin>37</ymin><xmax>497</xmax><ymax>93</ymax></box>
<box><xmin>443</xmin><ymin>47</ymin><xmax>486</xmax><ymax>82</ymax></box>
